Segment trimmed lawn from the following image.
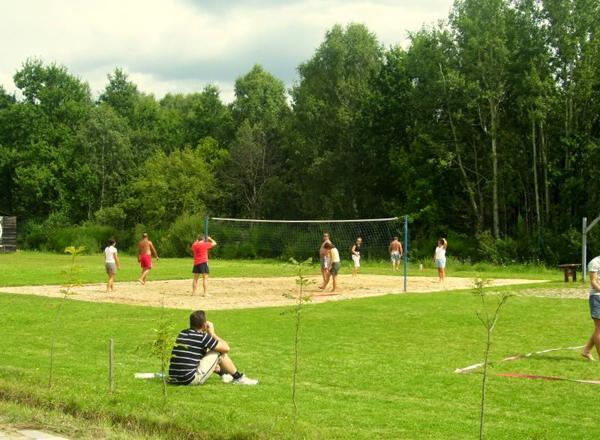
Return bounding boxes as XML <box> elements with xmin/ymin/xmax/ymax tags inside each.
<box><xmin>0</xmin><ymin>285</ymin><xmax>596</xmax><ymax>439</ymax></box>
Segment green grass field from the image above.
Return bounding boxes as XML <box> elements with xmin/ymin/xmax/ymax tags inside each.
<box><xmin>0</xmin><ymin>252</ymin><xmax>594</xmax><ymax>439</ymax></box>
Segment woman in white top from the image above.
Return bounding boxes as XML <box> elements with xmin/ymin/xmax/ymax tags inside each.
<box><xmin>433</xmin><ymin>238</ymin><xmax>448</xmax><ymax>282</ymax></box>
<box><xmin>104</xmin><ymin>238</ymin><xmax>121</xmax><ymax>293</ymax></box>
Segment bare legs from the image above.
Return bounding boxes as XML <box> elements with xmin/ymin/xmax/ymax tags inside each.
<box><xmin>138</xmin><ymin>268</ymin><xmax>151</xmax><ymax>284</ymax></box>
<box><xmin>217</xmin><ymin>353</ymin><xmax>238</xmax><ymax>374</ymax></box>
<box><xmin>192</xmin><ymin>273</ymin><xmax>200</xmax><ymax>295</ymax></box>
<box><xmin>437</xmin><ymin>265</ymin><xmax>446</xmax><ymax>282</ymax></box>
<box><xmin>319</xmin><ymin>268</ymin><xmax>330</xmax><ymax>289</ymax></box>
<box><xmin>192</xmin><ymin>273</ymin><xmax>210</xmax><ymax>296</ymax></box>
<box><xmin>582</xmin><ymin>318</ymin><xmax>600</xmax><ymax>360</ymax></box>
<box><xmin>106</xmin><ymin>273</ymin><xmax>115</xmax><ymax>293</ymax></box>
<box><xmin>202</xmin><ymin>273</ymin><xmax>209</xmax><ymax>296</ymax></box>
<box><xmin>352</xmin><ymin>256</ymin><xmax>360</xmax><ymax>276</ymax></box>
<box><xmin>319</xmin><ymin>271</ymin><xmax>337</xmax><ymax>292</ymax></box>
<box><xmin>321</xmin><ymin>266</ymin><xmax>328</xmax><ymax>283</ymax></box>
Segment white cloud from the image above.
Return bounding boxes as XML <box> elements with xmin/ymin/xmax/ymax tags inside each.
<box><xmin>0</xmin><ymin>0</ymin><xmax>453</xmax><ymax>103</ymax></box>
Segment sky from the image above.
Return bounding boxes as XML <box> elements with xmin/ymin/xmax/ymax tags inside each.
<box><xmin>0</xmin><ymin>0</ymin><xmax>454</xmax><ymax>103</ymax></box>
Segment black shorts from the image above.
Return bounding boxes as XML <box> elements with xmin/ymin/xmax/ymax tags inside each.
<box><xmin>193</xmin><ymin>263</ymin><xmax>209</xmax><ymax>274</ymax></box>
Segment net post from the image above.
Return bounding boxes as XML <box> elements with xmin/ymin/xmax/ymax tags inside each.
<box><xmin>403</xmin><ymin>215</ymin><xmax>408</xmax><ymax>292</ymax></box>
<box><xmin>205</xmin><ymin>215</ymin><xmax>209</xmax><ymax>242</ymax></box>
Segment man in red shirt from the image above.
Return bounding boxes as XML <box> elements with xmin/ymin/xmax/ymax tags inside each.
<box><xmin>191</xmin><ymin>234</ymin><xmax>217</xmax><ymax>296</ymax></box>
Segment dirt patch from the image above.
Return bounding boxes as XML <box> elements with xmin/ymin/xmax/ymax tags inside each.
<box><xmin>0</xmin><ymin>275</ymin><xmax>547</xmax><ymax>311</ymax></box>
<box><xmin>508</xmin><ymin>286</ymin><xmax>590</xmax><ymax>299</ymax></box>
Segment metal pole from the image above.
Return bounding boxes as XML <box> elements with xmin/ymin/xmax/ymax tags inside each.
<box><xmin>582</xmin><ymin>217</ymin><xmax>587</xmax><ymax>282</ymax></box>
<box><xmin>404</xmin><ymin>216</ymin><xmax>408</xmax><ymax>292</ymax></box>
<box><xmin>204</xmin><ymin>215</ymin><xmax>209</xmax><ymax>242</ymax></box>
<box><xmin>109</xmin><ymin>338</ymin><xmax>114</xmax><ymax>393</ymax></box>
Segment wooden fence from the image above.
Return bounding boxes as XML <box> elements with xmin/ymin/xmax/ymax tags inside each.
<box><xmin>0</xmin><ymin>216</ymin><xmax>17</xmax><ymax>252</ymax></box>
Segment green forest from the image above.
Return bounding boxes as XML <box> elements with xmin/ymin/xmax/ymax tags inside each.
<box><xmin>1</xmin><ymin>0</ymin><xmax>599</xmax><ymax>262</ymax></box>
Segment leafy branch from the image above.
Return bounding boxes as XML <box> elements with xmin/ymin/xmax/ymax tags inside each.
<box><xmin>148</xmin><ymin>291</ymin><xmax>177</xmax><ymax>401</ymax></box>
<box><xmin>473</xmin><ymin>278</ymin><xmax>511</xmax><ymax>440</ymax></box>
<box><xmin>49</xmin><ymin>246</ymin><xmax>85</xmax><ymax>388</ymax></box>
<box><xmin>282</xmin><ymin>257</ymin><xmax>314</xmax><ymax>430</ymax></box>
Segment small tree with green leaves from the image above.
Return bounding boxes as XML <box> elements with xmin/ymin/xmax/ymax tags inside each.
<box><xmin>282</xmin><ymin>257</ymin><xmax>314</xmax><ymax>429</ymax></box>
<box><xmin>49</xmin><ymin>246</ymin><xmax>85</xmax><ymax>387</ymax></box>
<box><xmin>473</xmin><ymin>278</ymin><xmax>511</xmax><ymax>440</ymax></box>
<box><xmin>147</xmin><ymin>291</ymin><xmax>178</xmax><ymax>401</ymax></box>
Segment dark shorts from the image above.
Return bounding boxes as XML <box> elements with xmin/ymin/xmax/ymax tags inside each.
<box><xmin>193</xmin><ymin>263</ymin><xmax>209</xmax><ymax>274</ymax></box>
<box><xmin>590</xmin><ymin>295</ymin><xmax>600</xmax><ymax>319</ymax></box>
<box><xmin>330</xmin><ymin>262</ymin><xmax>341</xmax><ymax>276</ymax></box>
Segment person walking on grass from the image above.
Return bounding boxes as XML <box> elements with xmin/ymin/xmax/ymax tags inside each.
<box><xmin>351</xmin><ymin>237</ymin><xmax>362</xmax><ymax>276</ymax></box>
<box><xmin>191</xmin><ymin>234</ymin><xmax>217</xmax><ymax>297</ymax></box>
<box><xmin>319</xmin><ymin>242</ymin><xmax>341</xmax><ymax>292</ymax></box>
<box><xmin>169</xmin><ymin>310</ymin><xmax>258</xmax><ymax>386</ymax></box>
<box><xmin>433</xmin><ymin>238</ymin><xmax>448</xmax><ymax>282</ymax></box>
<box><xmin>582</xmin><ymin>254</ymin><xmax>600</xmax><ymax>361</ymax></box>
<box><xmin>137</xmin><ymin>232</ymin><xmax>159</xmax><ymax>285</ymax></box>
<box><xmin>319</xmin><ymin>232</ymin><xmax>332</xmax><ymax>283</ymax></box>
<box><xmin>389</xmin><ymin>236</ymin><xmax>403</xmax><ymax>271</ymax></box>
<box><xmin>104</xmin><ymin>238</ymin><xmax>120</xmax><ymax>293</ymax></box>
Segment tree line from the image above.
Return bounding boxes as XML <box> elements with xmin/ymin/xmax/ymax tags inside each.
<box><xmin>1</xmin><ymin>0</ymin><xmax>599</xmax><ymax>262</ymax></box>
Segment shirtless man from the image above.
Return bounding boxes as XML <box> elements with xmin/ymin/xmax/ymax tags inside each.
<box><xmin>389</xmin><ymin>236</ymin><xmax>403</xmax><ymax>271</ymax></box>
<box><xmin>319</xmin><ymin>232</ymin><xmax>332</xmax><ymax>283</ymax></box>
<box><xmin>138</xmin><ymin>233</ymin><xmax>159</xmax><ymax>285</ymax></box>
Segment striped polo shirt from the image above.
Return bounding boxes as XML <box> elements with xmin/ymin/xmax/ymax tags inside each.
<box><xmin>168</xmin><ymin>328</ymin><xmax>218</xmax><ymax>385</ymax></box>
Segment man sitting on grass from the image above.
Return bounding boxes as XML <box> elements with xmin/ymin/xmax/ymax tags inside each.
<box><xmin>168</xmin><ymin>310</ymin><xmax>258</xmax><ymax>386</ymax></box>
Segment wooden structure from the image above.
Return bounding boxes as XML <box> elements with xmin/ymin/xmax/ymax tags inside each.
<box><xmin>558</xmin><ymin>263</ymin><xmax>581</xmax><ymax>282</ymax></box>
<box><xmin>0</xmin><ymin>216</ymin><xmax>17</xmax><ymax>253</ymax></box>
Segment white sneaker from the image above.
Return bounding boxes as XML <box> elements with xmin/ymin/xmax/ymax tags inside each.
<box><xmin>232</xmin><ymin>374</ymin><xmax>258</xmax><ymax>386</ymax></box>
<box><xmin>221</xmin><ymin>374</ymin><xmax>233</xmax><ymax>384</ymax></box>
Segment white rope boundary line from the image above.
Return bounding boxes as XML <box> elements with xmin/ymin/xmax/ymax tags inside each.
<box><xmin>211</xmin><ymin>217</ymin><xmax>400</xmax><ymax>224</ymax></box>
<box><xmin>454</xmin><ymin>345</ymin><xmax>600</xmax><ymax>385</ymax></box>
<box><xmin>454</xmin><ymin>345</ymin><xmax>585</xmax><ymax>374</ymax></box>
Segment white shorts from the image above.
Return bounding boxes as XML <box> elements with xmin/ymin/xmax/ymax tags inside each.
<box><xmin>351</xmin><ymin>254</ymin><xmax>360</xmax><ymax>268</ymax></box>
<box><xmin>189</xmin><ymin>351</ymin><xmax>221</xmax><ymax>386</ymax></box>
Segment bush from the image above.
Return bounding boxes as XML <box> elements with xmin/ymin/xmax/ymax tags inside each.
<box><xmin>20</xmin><ymin>212</ymin><xmax>72</xmax><ymax>250</ymax></box>
<box><xmin>20</xmin><ymin>221</ymin><xmax>49</xmax><ymax>250</ymax></box>
<box><xmin>159</xmin><ymin>214</ymin><xmax>205</xmax><ymax>258</ymax></box>
<box><xmin>94</xmin><ymin>206</ymin><xmax>127</xmax><ymax>229</ymax></box>
<box><xmin>47</xmin><ymin>225</ymin><xmax>114</xmax><ymax>254</ymax></box>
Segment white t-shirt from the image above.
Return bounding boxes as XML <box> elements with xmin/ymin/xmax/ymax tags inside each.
<box><xmin>435</xmin><ymin>246</ymin><xmax>446</xmax><ymax>260</ymax></box>
<box><xmin>588</xmin><ymin>256</ymin><xmax>600</xmax><ymax>296</ymax></box>
<box><xmin>105</xmin><ymin>245</ymin><xmax>118</xmax><ymax>264</ymax></box>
